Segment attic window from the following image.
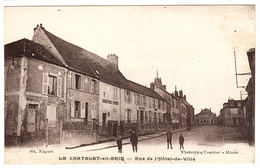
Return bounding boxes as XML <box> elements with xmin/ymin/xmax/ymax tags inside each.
<box><xmin>96</xmin><ymin>70</ymin><xmax>100</xmax><ymax>75</ymax></box>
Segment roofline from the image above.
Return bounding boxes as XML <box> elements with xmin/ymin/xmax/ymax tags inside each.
<box><xmin>127</xmin><ymin>80</ymin><xmax>165</xmax><ymax>101</ymax></box>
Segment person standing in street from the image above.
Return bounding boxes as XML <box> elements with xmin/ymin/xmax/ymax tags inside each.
<box><xmin>116</xmin><ymin>135</ymin><xmax>123</xmax><ymax>153</ymax></box>
<box><xmin>179</xmin><ymin>133</ymin><xmax>184</xmax><ymax>150</ymax></box>
<box><xmin>130</xmin><ymin>130</ymin><xmax>138</xmax><ymax>152</ymax></box>
<box><xmin>166</xmin><ymin>128</ymin><xmax>173</xmax><ymax>149</ymax></box>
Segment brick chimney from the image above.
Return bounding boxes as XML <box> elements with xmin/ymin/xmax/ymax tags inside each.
<box><xmin>107</xmin><ymin>53</ymin><xmax>118</xmax><ymax>69</ymax></box>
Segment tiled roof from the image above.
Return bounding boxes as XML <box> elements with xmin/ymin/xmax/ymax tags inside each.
<box><xmin>42</xmin><ymin>28</ymin><xmax>130</xmax><ymax>88</ymax></box>
<box><xmin>4</xmin><ymin>38</ymin><xmax>64</xmax><ymax>67</ymax></box>
<box><xmin>41</xmin><ymin>27</ymin><xmax>165</xmax><ymax>100</ymax></box>
<box><xmin>127</xmin><ymin>80</ymin><xmax>164</xmax><ymax>100</ymax></box>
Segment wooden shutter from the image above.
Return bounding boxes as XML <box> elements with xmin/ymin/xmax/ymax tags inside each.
<box><xmin>81</xmin><ymin>76</ymin><xmax>85</xmax><ymax>91</ymax></box>
<box><xmin>67</xmin><ymin>71</ymin><xmax>71</xmax><ymax>88</ymax></box>
<box><xmin>70</xmin><ymin>102</ymin><xmax>75</xmax><ymax>118</ymax></box>
<box><xmin>91</xmin><ymin>103</ymin><xmax>95</xmax><ymax>119</ymax></box>
<box><xmin>81</xmin><ymin>102</ymin><xmax>85</xmax><ymax>118</ymax></box>
<box><xmin>42</xmin><ymin>73</ymin><xmax>48</xmax><ymax>95</ymax></box>
<box><xmin>57</xmin><ymin>76</ymin><xmax>62</xmax><ymax>97</ymax></box>
<box><xmin>71</xmin><ymin>73</ymin><xmax>75</xmax><ymax>89</ymax></box>
<box><xmin>124</xmin><ymin>90</ymin><xmax>126</xmax><ymax>102</ymax></box>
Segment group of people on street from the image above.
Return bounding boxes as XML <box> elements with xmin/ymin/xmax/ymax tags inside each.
<box><xmin>116</xmin><ymin>129</ymin><xmax>185</xmax><ymax>153</ymax></box>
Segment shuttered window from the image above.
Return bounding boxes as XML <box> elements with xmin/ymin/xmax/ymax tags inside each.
<box><xmin>57</xmin><ymin>76</ymin><xmax>62</xmax><ymax>97</ymax></box>
<box><xmin>42</xmin><ymin>73</ymin><xmax>48</xmax><ymax>95</ymax></box>
<box><xmin>67</xmin><ymin>72</ymin><xmax>71</xmax><ymax>88</ymax></box>
<box><xmin>81</xmin><ymin>101</ymin><xmax>85</xmax><ymax>118</ymax></box>
<box><xmin>71</xmin><ymin>72</ymin><xmax>75</xmax><ymax>89</ymax></box>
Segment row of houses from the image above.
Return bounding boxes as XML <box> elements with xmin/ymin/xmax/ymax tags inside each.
<box><xmin>4</xmin><ymin>25</ymin><xmax>194</xmax><ymax>145</ymax></box>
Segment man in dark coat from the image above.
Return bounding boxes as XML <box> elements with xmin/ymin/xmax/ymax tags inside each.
<box><xmin>179</xmin><ymin>133</ymin><xmax>184</xmax><ymax>150</ymax></box>
<box><xmin>116</xmin><ymin>135</ymin><xmax>123</xmax><ymax>153</ymax></box>
<box><xmin>166</xmin><ymin>128</ymin><xmax>173</xmax><ymax>149</ymax></box>
<box><xmin>130</xmin><ymin>130</ymin><xmax>138</xmax><ymax>152</ymax></box>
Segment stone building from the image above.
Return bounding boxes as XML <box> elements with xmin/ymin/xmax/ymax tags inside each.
<box><xmin>218</xmin><ymin>99</ymin><xmax>244</xmax><ymax>127</ymax></box>
<box><xmin>194</xmin><ymin>108</ymin><xmax>217</xmax><ymax>125</ymax></box>
<box><xmin>5</xmin><ymin>38</ymin><xmax>67</xmax><ymax>145</ymax></box>
<box><xmin>5</xmin><ymin>25</ymin><xmax>167</xmax><ymax>145</ymax></box>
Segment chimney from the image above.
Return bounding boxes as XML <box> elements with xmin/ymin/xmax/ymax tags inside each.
<box><xmin>107</xmin><ymin>53</ymin><xmax>118</xmax><ymax>69</ymax></box>
<box><xmin>175</xmin><ymin>90</ymin><xmax>178</xmax><ymax>97</ymax></box>
<box><xmin>184</xmin><ymin>95</ymin><xmax>186</xmax><ymax>100</ymax></box>
<box><xmin>33</xmin><ymin>24</ymin><xmax>39</xmax><ymax>33</ymax></box>
<box><xmin>179</xmin><ymin>90</ymin><xmax>183</xmax><ymax>97</ymax></box>
<box><xmin>162</xmin><ymin>85</ymin><xmax>166</xmax><ymax>90</ymax></box>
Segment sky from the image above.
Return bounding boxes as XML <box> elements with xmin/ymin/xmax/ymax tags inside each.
<box><xmin>4</xmin><ymin>6</ymin><xmax>255</xmax><ymax>115</ymax></box>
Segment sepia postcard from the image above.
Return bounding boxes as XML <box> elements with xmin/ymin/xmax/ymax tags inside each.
<box><xmin>3</xmin><ymin>5</ymin><xmax>255</xmax><ymax>164</ymax></box>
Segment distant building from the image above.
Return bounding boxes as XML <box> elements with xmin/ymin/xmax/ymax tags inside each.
<box><xmin>218</xmin><ymin>99</ymin><xmax>244</xmax><ymax>127</ymax></box>
<box><xmin>195</xmin><ymin>108</ymin><xmax>217</xmax><ymax>125</ymax></box>
<box><xmin>150</xmin><ymin>73</ymin><xmax>194</xmax><ymax>129</ymax></box>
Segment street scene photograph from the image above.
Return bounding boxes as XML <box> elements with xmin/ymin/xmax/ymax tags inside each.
<box><xmin>3</xmin><ymin>5</ymin><xmax>255</xmax><ymax>164</ymax></box>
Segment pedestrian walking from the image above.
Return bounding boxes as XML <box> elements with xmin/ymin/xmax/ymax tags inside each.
<box><xmin>116</xmin><ymin>135</ymin><xmax>123</xmax><ymax>153</ymax></box>
<box><xmin>166</xmin><ymin>128</ymin><xmax>173</xmax><ymax>149</ymax></box>
<box><xmin>179</xmin><ymin>133</ymin><xmax>184</xmax><ymax>150</ymax></box>
<box><xmin>130</xmin><ymin>130</ymin><xmax>138</xmax><ymax>152</ymax></box>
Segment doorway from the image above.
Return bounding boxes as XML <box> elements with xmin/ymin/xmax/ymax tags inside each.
<box><xmin>102</xmin><ymin>113</ymin><xmax>107</xmax><ymax>126</ymax></box>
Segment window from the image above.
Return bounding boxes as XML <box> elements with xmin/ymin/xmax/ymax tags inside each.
<box><xmin>137</xmin><ymin>94</ymin><xmax>140</xmax><ymax>105</ymax></box>
<box><xmin>149</xmin><ymin>111</ymin><xmax>152</xmax><ymax>122</ymax></box>
<box><xmin>84</xmin><ymin>78</ymin><xmax>89</xmax><ymax>92</ymax></box>
<box><xmin>145</xmin><ymin>111</ymin><xmax>148</xmax><ymax>122</ymax></box>
<box><xmin>75</xmin><ymin>74</ymin><xmax>81</xmax><ymax>89</ymax></box>
<box><xmin>113</xmin><ymin>87</ymin><xmax>118</xmax><ymax>99</ymax></box>
<box><xmin>137</xmin><ymin>110</ymin><xmax>139</xmax><ymax>122</ymax></box>
<box><xmin>158</xmin><ymin>100</ymin><xmax>161</xmax><ymax>109</ymax></box>
<box><xmin>91</xmin><ymin>79</ymin><xmax>97</xmax><ymax>93</ymax></box>
<box><xmin>127</xmin><ymin>109</ymin><xmax>131</xmax><ymax>123</ymax></box>
<box><xmin>154</xmin><ymin>112</ymin><xmax>157</xmax><ymax>122</ymax></box>
<box><xmin>152</xmin><ymin>98</ymin><xmax>155</xmax><ymax>108</ymax></box>
<box><xmin>143</xmin><ymin>96</ymin><xmax>146</xmax><ymax>106</ymax></box>
<box><xmin>74</xmin><ymin>101</ymin><xmax>81</xmax><ymax>118</ymax></box>
<box><xmin>48</xmin><ymin>75</ymin><xmax>57</xmax><ymax>96</ymax></box>
<box><xmin>125</xmin><ymin>90</ymin><xmax>131</xmax><ymax>103</ymax></box>
<box><xmin>148</xmin><ymin>97</ymin><xmax>151</xmax><ymax>107</ymax></box>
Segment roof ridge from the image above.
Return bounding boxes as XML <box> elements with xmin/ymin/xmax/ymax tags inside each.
<box><xmin>42</xmin><ymin>28</ymin><xmax>110</xmax><ymax>64</ymax></box>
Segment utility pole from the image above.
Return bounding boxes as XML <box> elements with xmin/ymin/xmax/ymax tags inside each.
<box><xmin>233</xmin><ymin>49</ymin><xmax>251</xmax><ymax>89</ymax></box>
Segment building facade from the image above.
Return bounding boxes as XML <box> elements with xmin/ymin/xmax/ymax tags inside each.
<box><xmin>194</xmin><ymin>108</ymin><xmax>217</xmax><ymax>125</ymax></box>
<box><xmin>218</xmin><ymin>99</ymin><xmax>244</xmax><ymax>127</ymax></box>
<box><xmin>5</xmin><ymin>25</ymin><xmax>168</xmax><ymax>145</ymax></box>
<box><xmin>5</xmin><ymin>39</ymin><xmax>67</xmax><ymax>144</ymax></box>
